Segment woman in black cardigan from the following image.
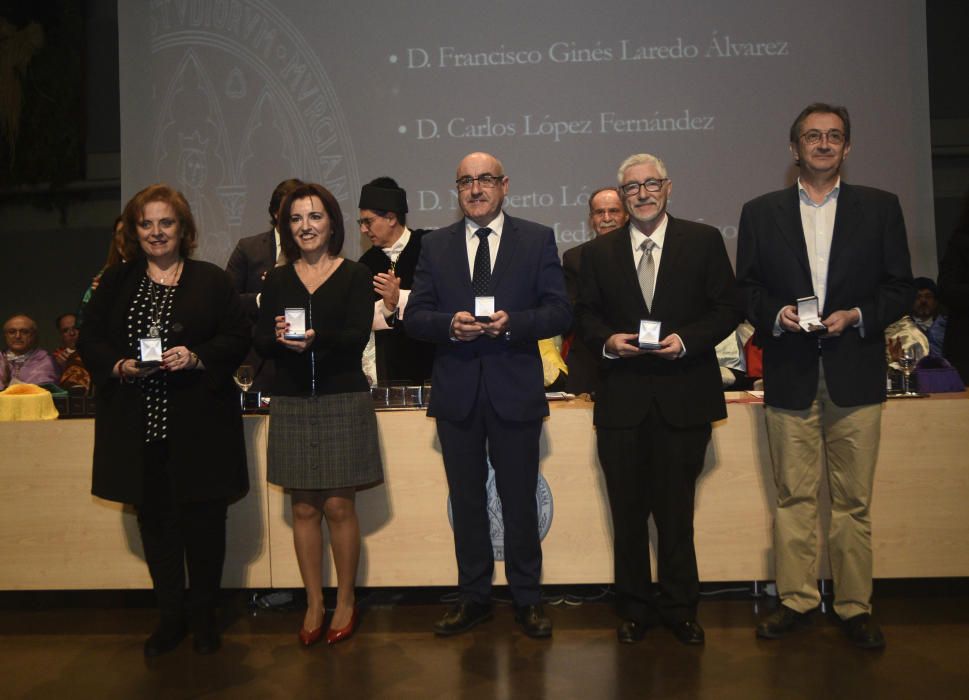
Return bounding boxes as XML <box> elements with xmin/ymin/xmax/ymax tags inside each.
<box><xmin>255</xmin><ymin>183</ymin><xmax>382</xmax><ymax>647</ymax></box>
<box><xmin>79</xmin><ymin>184</ymin><xmax>250</xmax><ymax>657</ymax></box>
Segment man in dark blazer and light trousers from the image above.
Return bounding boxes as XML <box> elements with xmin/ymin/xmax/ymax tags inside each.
<box><xmin>576</xmin><ymin>153</ymin><xmax>740</xmax><ymax>645</ymax></box>
<box><xmin>407</xmin><ymin>152</ymin><xmax>571</xmax><ymax>638</ymax></box>
<box><xmin>737</xmin><ymin>103</ymin><xmax>913</xmax><ymax>649</ymax></box>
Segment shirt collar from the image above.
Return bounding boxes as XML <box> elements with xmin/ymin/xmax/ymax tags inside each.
<box><xmin>797</xmin><ymin>177</ymin><xmax>841</xmax><ymax>207</ymax></box>
<box><xmin>629</xmin><ymin>213</ymin><xmax>669</xmax><ymax>251</ymax></box>
<box><xmin>4</xmin><ymin>349</ymin><xmax>34</xmax><ymax>364</ymax></box>
<box><xmin>383</xmin><ymin>227</ymin><xmax>411</xmax><ymax>258</ymax></box>
<box><xmin>465</xmin><ymin>211</ymin><xmax>505</xmax><ymax>241</ymax></box>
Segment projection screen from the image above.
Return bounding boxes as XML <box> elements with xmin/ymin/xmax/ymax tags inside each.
<box><xmin>119</xmin><ymin>0</ymin><xmax>935</xmax><ymax>275</ymax></box>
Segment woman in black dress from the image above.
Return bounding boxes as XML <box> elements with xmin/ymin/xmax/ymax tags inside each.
<box><xmin>79</xmin><ymin>184</ymin><xmax>250</xmax><ymax>657</ymax></box>
<box><xmin>255</xmin><ymin>183</ymin><xmax>382</xmax><ymax>646</ymax></box>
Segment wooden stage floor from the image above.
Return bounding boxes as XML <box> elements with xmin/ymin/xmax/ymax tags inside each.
<box><xmin>1</xmin><ymin>581</ymin><xmax>967</xmax><ymax>699</ymax></box>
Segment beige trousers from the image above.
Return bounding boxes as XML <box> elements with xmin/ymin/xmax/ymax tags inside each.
<box><xmin>764</xmin><ymin>364</ymin><xmax>882</xmax><ymax>619</ymax></box>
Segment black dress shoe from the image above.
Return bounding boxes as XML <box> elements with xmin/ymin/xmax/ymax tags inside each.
<box><xmin>667</xmin><ymin>619</ymin><xmax>705</xmax><ymax>645</ymax></box>
<box><xmin>144</xmin><ymin>621</ymin><xmax>187</xmax><ymax>658</ymax></box>
<box><xmin>617</xmin><ymin>620</ymin><xmax>647</xmax><ymax>644</ymax></box>
<box><xmin>841</xmin><ymin>613</ymin><xmax>886</xmax><ymax>649</ymax></box>
<box><xmin>755</xmin><ymin>605</ymin><xmax>817</xmax><ymax>640</ymax></box>
<box><xmin>193</xmin><ymin>628</ymin><xmax>222</xmax><ymax>654</ymax></box>
<box><xmin>514</xmin><ymin>604</ymin><xmax>552</xmax><ymax>639</ymax></box>
<box><xmin>433</xmin><ymin>601</ymin><xmax>493</xmax><ymax>636</ymax></box>
<box><xmin>192</xmin><ymin>609</ymin><xmax>221</xmax><ymax>654</ymax></box>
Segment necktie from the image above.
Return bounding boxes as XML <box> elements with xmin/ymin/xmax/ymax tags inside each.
<box><xmin>471</xmin><ymin>228</ymin><xmax>492</xmax><ymax>296</ymax></box>
<box><xmin>637</xmin><ymin>238</ymin><xmax>656</xmax><ymax>310</ymax></box>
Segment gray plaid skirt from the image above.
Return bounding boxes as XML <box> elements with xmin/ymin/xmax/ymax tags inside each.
<box><xmin>267</xmin><ymin>392</ymin><xmax>383</xmax><ymax>490</ymax></box>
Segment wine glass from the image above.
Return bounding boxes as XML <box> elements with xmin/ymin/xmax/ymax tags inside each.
<box><xmin>899</xmin><ymin>346</ymin><xmax>916</xmax><ymax>395</ymax></box>
<box><xmin>233</xmin><ymin>365</ymin><xmax>254</xmax><ymax>408</ymax></box>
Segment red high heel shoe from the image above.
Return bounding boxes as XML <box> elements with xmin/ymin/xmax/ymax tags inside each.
<box><xmin>326</xmin><ymin>606</ymin><xmax>359</xmax><ymax>645</ymax></box>
<box><xmin>298</xmin><ymin>620</ymin><xmax>324</xmax><ymax>647</ymax></box>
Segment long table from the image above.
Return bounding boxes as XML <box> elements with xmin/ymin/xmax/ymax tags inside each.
<box><xmin>1</xmin><ymin>394</ymin><xmax>967</xmax><ymax>589</ymax></box>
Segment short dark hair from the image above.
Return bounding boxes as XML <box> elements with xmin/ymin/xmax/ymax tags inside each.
<box><xmin>913</xmin><ymin>276</ymin><xmax>938</xmax><ymax>295</ymax></box>
<box><xmin>278</xmin><ymin>183</ymin><xmax>345</xmax><ymax>262</ymax></box>
<box><xmin>120</xmin><ymin>184</ymin><xmax>198</xmax><ymax>261</ymax></box>
<box><xmin>789</xmin><ymin>102</ymin><xmax>851</xmax><ymax>144</ymax></box>
<box><xmin>55</xmin><ymin>313</ymin><xmax>76</xmax><ymax>330</ymax></box>
<box><xmin>269</xmin><ymin>178</ymin><xmax>304</xmax><ymax>227</ymax></box>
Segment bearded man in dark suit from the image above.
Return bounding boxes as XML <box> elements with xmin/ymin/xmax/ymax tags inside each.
<box><xmin>576</xmin><ymin>153</ymin><xmax>740</xmax><ymax>646</ymax></box>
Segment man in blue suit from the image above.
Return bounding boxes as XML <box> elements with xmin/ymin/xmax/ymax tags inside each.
<box><xmin>407</xmin><ymin>152</ymin><xmax>572</xmax><ymax>638</ymax></box>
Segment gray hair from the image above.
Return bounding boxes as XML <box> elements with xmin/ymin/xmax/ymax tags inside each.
<box><xmin>617</xmin><ymin>153</ymin><xmax>669</xmax><ymax>184</ymax></box>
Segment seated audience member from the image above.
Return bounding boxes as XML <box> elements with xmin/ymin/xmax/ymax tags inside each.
<box><xmin>562</xmin><ymin>186</ymin><xmax>628</xmax><ymax>396</ymax></box>
<box><xmin>715</xmin><ymin>321</ymin><xmax>755</xmax><ymax>390</ymax></box>
<box><xmin>0</xmin><ymin>314</ymin><xmax>60</xmax><ymax>390</ymax></box>
<box><xmin>53</xmin><ymin>313</ymin><xmax>80</xmax><ymax>367</ymax></box>
<box><xmin>910</xmin><ymin>277</ymin><xmax>946</xmax><ymax>357</ymax></box>
<box><xmin>357</xmin><ymin>177</ymin><xmax>435</xmax><ymax>383</ymax></box>
<box><xmin>539</xmin><ymin>336</ymin><xmax>568</xmax><ymax>391</ymax></box>
<box><xmin>53</xmin><ymin>313</ymin><xmax>92</xmax><ymax>393</ymax></box>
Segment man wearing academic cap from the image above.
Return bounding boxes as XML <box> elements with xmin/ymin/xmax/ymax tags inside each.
<box><xmin>357</xmin><ymin>177</ymin><xmax>435</xmax><ymax>383</ymax></box>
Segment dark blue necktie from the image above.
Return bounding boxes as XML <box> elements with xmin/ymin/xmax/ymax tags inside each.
<box><xmin>471</xmin><ymin>228</ymin><xmax>492</xmax><ymax>296</ymax></box>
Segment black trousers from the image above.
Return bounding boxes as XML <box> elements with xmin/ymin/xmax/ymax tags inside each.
<box><xmin>596</xmin><ymin>402</ymin><xmax>710</xmax><ymax>625</ymax></box>
<box><xmin>137</xmin><ymin>441</ymin><xmax>228</xmax><ymax>628</ymax></box>
<box><xmin>436</xmin><ymin>379</ymin><xmax>544</xmax><ymax>606</ymax></box>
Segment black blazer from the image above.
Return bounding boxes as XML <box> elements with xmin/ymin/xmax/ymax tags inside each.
<box><xmin>576</xmin><ymin>216</ymin><xmax>740</xmax><ymax>429</ymax></box>
<box><xmin>226</xmin><ymin>229</ymin><xmax>276</xmax><ymax>320</ymax></box>
<box><xmin>736</xmin><ymin>183</ymin><xmax>914</xmax><ymax>409</ymax></box>
<box><xmin>406</xmin><ymin>214</ymin><xmax>572</xmax><ymax>422</ymax></box>
<box><xmin>79</xmin><ymin>258</ymin><xmax>251</xmax><ymax>505</ymax></box>
<box><xmin>561</xmin><ymin>240</ymin><xmax>600</xmax><ymax>395</ymax></box>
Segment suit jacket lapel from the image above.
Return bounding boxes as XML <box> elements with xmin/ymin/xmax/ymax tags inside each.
<box><xmin>444</xmin><ymin>221</ymin><xmax>473</xmax><ymax>290</ymax></box>
<box><xmin>651</xmin><ymin>215</ymin><xmax>682</xmax><ymax>314</ymax></box>
<box><xmin>489</xmin><ymin>214</ymin><xmax>519</xmax><ymax>292</ymax></box>
<box><xmin>772</xmin><ymin>185</ymin><xmax>812</xmax><ymax>281</ymax></box>
<box><xmin>610</xmin><ymin>225</ymin><xmax>647</xmax><ymax>315</ymax></box>
<box><xmin>262</xmin><ymin>229</ymin><xmax>277</xmax><ymax>265</ymax></box>
<box><xmin>826</xmin><ymin>183</ymin><xmax>861</xmax><ymax>311</ymax></box>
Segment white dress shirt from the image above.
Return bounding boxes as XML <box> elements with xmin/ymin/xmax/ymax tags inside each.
<box><xmin>465</xmin><ymin>212</ymin><xmax>504</xmax><ymax>277</ymax></box>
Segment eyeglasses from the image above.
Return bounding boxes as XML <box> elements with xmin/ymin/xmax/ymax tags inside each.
<box><xmin>799</xmin><ymin>129</ymin><xmax>845</xmax><ymax>146</ymax></box>
<box><xmin>356</xmin><ymin>217</ymin><xmax>376</xmax><ymax>228</ymax></box>
<box><xmin>620</xmin><ymin>179</ymin><xmax>668</xmax><ymax>197</ymax></box>
<box><xmin>4</xmin><ymin>328</ymin><xmax>34</xmax><ymax>337</ymax></box>
<box><xmin>455</xmin><ymin>174</ymin><xmax>505</xmax><ymax>190</ymax></box>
